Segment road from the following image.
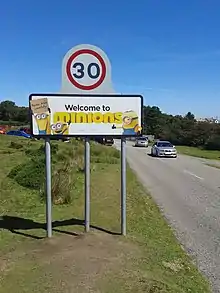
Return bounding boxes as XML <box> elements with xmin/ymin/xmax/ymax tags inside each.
<box><xmin>115</xmin><ymin>140</ymin><xmax>220</xmax><ymax>293</ymax></box>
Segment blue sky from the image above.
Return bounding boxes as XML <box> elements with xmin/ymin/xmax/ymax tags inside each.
<box><xmin>1</xmin><ymin>0</ymin><xmax>220</xmax><ymax>117</ymax></box>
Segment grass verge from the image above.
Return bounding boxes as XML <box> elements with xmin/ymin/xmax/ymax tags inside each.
<box><xmin>176</xmin><ymin>145</ymin><xmax>220</xmax><ymax>160</ymax></box>
<box><xmin>205</xmin><ymin>163</ymin><xmax>220</xmax><ymax>169</ymax></box>
<box><xmin>0</xmin><ymin>135</ymin><xmax>211</xmax><ymax>292</ymax></box>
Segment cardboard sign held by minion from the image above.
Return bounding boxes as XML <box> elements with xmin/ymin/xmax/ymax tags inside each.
<box><xmin>112</xmin><ymin>110</ymin><xmax>142</xmax><ymax>135</ymax></box>
<box><xmin>30</xmin><ymin>98</ymin><xmax>51</xmax><ymax>135</ymax></box>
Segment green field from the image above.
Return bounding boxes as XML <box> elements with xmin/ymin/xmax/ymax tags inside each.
<box><xmin>176</xmin><ymin>145</ymin><xmax>220</xmax><ymax>160</ymax></box>
<box><xmin>0</xmin><ymin>135</ymin><xmax>211</xmax><ymax>292</ymax></box>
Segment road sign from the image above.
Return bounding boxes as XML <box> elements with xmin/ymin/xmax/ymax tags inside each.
<box><xmin>61</xmin><ymin>44</ymin><xmax>115</xmax><ymax>94</ymax></box>
<box><xmin>29</xmin><ymin>94</ymin><xmax>143</xmax><ymax>137</ymax></box>
<box><xmin>30</xmin><ymin>43</ymin><xmax>138</xmax><ymax>238</ymax></box>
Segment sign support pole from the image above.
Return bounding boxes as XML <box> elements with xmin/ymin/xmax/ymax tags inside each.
<box><xmin>121</xmin><ymin>137</ymin><xmax>126</xmax><ymax>236</ymax></box>
<box><xmin>84</xmin><ymin>137</ymin><xmax>91</xmax><ymax>232</ymax></box>
<box><xmin>45</xmin><ymin>138</ymin><xmax>52</xmax><ymax>238</ymax></box>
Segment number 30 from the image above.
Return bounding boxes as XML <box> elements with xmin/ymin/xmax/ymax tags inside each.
<box><xmin>72</xmin><ymin>62</ymin><xmax>100</xmax><ymax>79</ymax></box>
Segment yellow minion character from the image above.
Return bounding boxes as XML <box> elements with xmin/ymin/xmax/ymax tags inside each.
<box><xmin>50</xmin><ymin>121</ymin><xmax>70</xmax><ymax>135</ymax></box>
<box><xmin>34</xmin><ymin>112</ymin><xmax>51</xmax><ymax>135</ymax></box>
<box><xmin>112</xmin><ymin>110</ymin><xmax>142</xmax><ymax>135</ymax></box>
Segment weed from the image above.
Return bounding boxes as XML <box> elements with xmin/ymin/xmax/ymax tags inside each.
<box><xmin>40</xmin><ymin>162</ymin><xmax>73</xmax><ymax>204</ymax></box>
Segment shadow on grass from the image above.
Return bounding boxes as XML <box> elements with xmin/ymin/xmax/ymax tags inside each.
<box><xmin>0</xmin><ymin>215</ymin><xmax>120</xmax><ymax>240</ymax></box>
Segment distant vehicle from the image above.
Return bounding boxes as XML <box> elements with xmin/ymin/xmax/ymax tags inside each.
<box><xmin>103</xmin><ymin>137</ymin><xmax>114</xmax><ymax>146</ymax></box>
<box><xmin>151</xmin><ymin>140</ymin><xmax>177</xmax><ymax>158</ymax></box>
<box><xmin>134</xmin><ymin>136</ymin><xmax>148</xmax><ymax>147</ymax></box>
<box><xmin>94</xmin><ymin>137</ymin><xmax>103</xmax><ymax>144</ymax></box>
<box><xmin>6</xmin><ymin>130</ymin><xmax>31</xmax><ymax>139</ymax></box>
<box><xmin>19</xmin><ymin>127</ymin><xmax>31</xmax><ymax>134</ymax></box>
<box><xmin>0</xmin><ymin>127</ymin><xmax>6</xmax><ymax>134</ymax></box>
<box><xmin>93</xmin><ymin>137</ymin><xmax>114</xmax><ymax>146</ymax></box>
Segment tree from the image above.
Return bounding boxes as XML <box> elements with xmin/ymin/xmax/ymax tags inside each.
<box><xmin>0</xmin><ymin>100</ymin><xmax>17</xmax><ymax>121</ymax></box>
<box><xmin>15</xmin><ymin>106</ymin><xmax>29</xmax><ymax>123</ymax></box>
<box><xmin>142</xmin><ymin>105</ymin><xmax>220</xmax><ymax>150</ymax></box>
<box><xmin>185</xmin><ymin>112</ymin><xmax>195</xmax><ymax>121</ymax></box>
<box><xmin>143</xmin><ymin>106</ymin><xmax>165</xmax><ymax>137</ymax></box>
<box><xmin>0</xmin><ymin>100</ymin><xmax>29</xmax><ymax>123</ymax></box>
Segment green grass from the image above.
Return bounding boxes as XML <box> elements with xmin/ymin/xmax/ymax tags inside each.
<box><xmin>205</xmin><ymin>163</ymin><xmax>220</xmax><ymax>169</ymax></box>
<box><xmin>0</xmin><ymin>135</ymin><xmax>211</xmax><ymax>292</ymax></box>
<box><xmin>176</xmin><ymin>145</ymin><xmax>220</xmax><ymax>160</ymax></box>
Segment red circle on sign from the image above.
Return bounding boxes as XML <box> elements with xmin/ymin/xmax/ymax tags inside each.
<box><xmin>66</xmin><ymin>49</ymin><xmax>106</xmax><ymax>90</ymax></box>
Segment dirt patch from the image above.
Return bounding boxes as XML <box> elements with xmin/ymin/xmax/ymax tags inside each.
<box><xmin>0</xmin><ymin>232</ymin><xmax>140</xmax><ymax>293</ymax></box>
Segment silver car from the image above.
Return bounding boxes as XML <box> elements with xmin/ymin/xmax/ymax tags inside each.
<box><xmin>151</xmin><ymin>140</ymin><xmax>177</xmax><ymax>158</ymax></box>
<box><xmin>134</xmin><ymin>136</ymin><xmax>148</xmax><ymax>147</ymax></box>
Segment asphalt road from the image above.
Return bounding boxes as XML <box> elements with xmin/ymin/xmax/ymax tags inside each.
<box><xmin>115</xmin><ymin>140</ymin><xmax>220</xmax><ymax>293</ymax></box>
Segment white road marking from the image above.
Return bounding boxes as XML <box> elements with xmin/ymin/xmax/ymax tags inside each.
<box><xmin>183</xmin><ymin>169</ymin><xmax>204</xmax><ymax>180</ymax></box>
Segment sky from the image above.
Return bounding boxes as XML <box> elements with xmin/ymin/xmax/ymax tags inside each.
<box><xmin>1</xmin><ymin>0</ymin><xmax>220</xmax><ymax>118</ymax></box>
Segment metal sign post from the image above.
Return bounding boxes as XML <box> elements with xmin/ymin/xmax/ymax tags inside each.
<box><xmin>121</xmin><ymin>137</ymin><xmax>126</xmax><ymax>236</ymax></box>
<box><xmin>45</xmin><ymin>137</ymin><xmax>52</xmax><ymax>238</ymax></box>
<box><xmin>84</xmin><ymin>137</ymin><xmax>91</xmax><ymax>232</ymax></box>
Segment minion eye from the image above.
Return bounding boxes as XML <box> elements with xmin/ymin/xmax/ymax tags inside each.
<box><xmin>41</xmin><ymin>113</ymin><xmax>46</xmax><ymax>119</ymax></box>
<box><xmin>51</xmin><ymin>124</ymin><xmax>56</xmax><ymax>130</ymax></box>
<box><xmin>56</xmin><ymin>123</ymin><xmax>62</xmax><ymax>129</ymax></box>
<box><xmin>36</xmin><ymin>114</ymin><xmax>41</xmax><ymax>120</ymax></box>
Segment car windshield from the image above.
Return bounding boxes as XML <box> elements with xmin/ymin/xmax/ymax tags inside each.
<box><xmin>157</xmin><ymin>142</ymin><xmax>173</xmax><ymax>148</ymax></box>
<box><xmin>137</xmin><ymin>137</ymin><xmax>147</xmax><ymax>141</ymax></box>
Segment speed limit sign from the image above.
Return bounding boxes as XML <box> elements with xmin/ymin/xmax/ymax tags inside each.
<box><xmin>61</xmin><ymin>44</ymin><xmax>115</xmax><ymax>94</ymax></box>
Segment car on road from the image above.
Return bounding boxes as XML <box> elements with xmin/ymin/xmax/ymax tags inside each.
<box><xmin>134</xmin><ymin>136</ymin><xmax>148</xmax><ymax>147</ymax></box>
<box><xmin>103</xmin><ymin>137</ymin><xmax>114</xmax><ymax>146</ymax></box>
<box><xmin>19</xmin><ymin>127</ymin><xmax>31</xmax><ymax>134</ymax></box>
<box><xmin>151</xmin><ymin>140</ymin><xmax>177</xmax><ymax>158</ymax></box>
<box><xmin>93</xmin><ymin>137</ymin><xmax>114</xmax><ymax>146</ymax></box>
<box><xmin>0</xmin><ymin>127</ymin><xmax>6</xmax><ymax>134</ymax></box>
<box><xmin>6</xmin><ymin>130</ymin><xmax>32</xmax><ymax>139</ymax></box>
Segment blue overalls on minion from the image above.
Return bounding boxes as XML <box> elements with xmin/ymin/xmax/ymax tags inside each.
<box><xmin>123</xmin><ymin>128</ymin><xmax>136</xmax><ymax>135</ymax></box>
<box><xmin>39</xmin><ymin>130</ymin><xmax>46</xmax><ymax>135</ymax></box>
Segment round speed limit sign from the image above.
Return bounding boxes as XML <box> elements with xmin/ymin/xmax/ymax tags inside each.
<box><xmin>66</xmin><ymin>49</ymin><xmax>107</xmax><ymax>91</ymax></box>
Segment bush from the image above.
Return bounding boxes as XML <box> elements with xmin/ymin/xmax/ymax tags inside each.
<box><xmin>204</xmin><ymin>135</ymin><xmax>220</xmax><ymax>151</ymax></box>
<box><xmin>40</xmin><ymin>162</ymin><xmax>73</xmax><ymax>205</ymax></box>
<box><xmin>51</xmin><ymin>165</ymin><xmax>72</xmax><ymax>204</ymax></box>
<box><xmin>9</xmin><ymin>141</ymin><xmax>23</xmax><ymax>149</ymax></box>
<box><xmin>91</xmin><ymin>156</ymin><xmax>119</xmax><ymax>164</ymax></box>
<box><xmin>25</xmin><ymin>143</ymin><xmax>59</xmax><ymax>157</ymax></box>
<box><xmin>8</xmin><ymin>157</ymin><xmax>45</xmax><ymax>189</ymax></box>
<box><xmin>25</xmin><ymin>147</ymin><xmax>44</xmax><ymax>157</ymax></box>
<box><xmin>91</xmin><ymin>144</ymin><xmax>120</xmax><ymax>158</ymax></box>
<box><xmin>7</xmin><ymin>139</ymin><xmax>121</xmax><ymax>205</ymax></box>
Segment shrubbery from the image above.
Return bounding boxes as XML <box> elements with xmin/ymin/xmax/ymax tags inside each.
<box><xmin>143</xmin><ymin>106</ymin><xmax>220</xmax><ymax>150</ymax></box>
<box><xmin>9</xmin><ymin>141</ymin><xmax>23</xmax><ymax>150</ymax></box>
<box><xmin>8</xmin><ymin>139</ymin><xmax>120</xmax><ymax>205</ymax></box>
<box><xmin>9</xmin><ymin>157</ymin><xmax>45</xmax><ymax>189</ymax></box>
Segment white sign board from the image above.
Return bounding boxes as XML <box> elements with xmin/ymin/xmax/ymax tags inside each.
<box><xmin>30</xmin><ymin>94</ymin><xmax>143</xmax><ymax>137</ymax></box>
<box><xmin>61</xmin><ymin>44</ymin><xmax>115</xmax><ymax>94</ymax></box>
